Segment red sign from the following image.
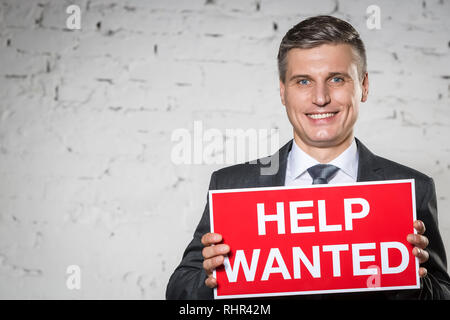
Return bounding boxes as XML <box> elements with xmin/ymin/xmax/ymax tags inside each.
<box><xmin>209</xmin><ymin>180</ymin><xmax>419</xmax><ymax>299</ymax></box>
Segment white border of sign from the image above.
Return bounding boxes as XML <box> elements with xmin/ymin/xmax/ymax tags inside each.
<box><xmin>208</xmin><ymin>179</ymin><xmax>419</xmax><ymax>299</ymax></box>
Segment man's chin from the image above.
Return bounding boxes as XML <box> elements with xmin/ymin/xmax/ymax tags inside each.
<box><xmin>308</xmin><ymin>139</ymin><xmax>341</xmax><ymax>148</ymax></box>
<box><xmin>294</xmin><ymin>134</ymin><xmax>350</xmax><ymax>149</ymax></box>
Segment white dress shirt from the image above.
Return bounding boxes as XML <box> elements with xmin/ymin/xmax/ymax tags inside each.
<box><xmin>284</xmin><ymin>139</ymin><xmax>359</xmax><ymax>186</ymax></box>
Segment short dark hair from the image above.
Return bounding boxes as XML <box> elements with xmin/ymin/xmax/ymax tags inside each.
<box><xmin>277</xmin><ymin>15</ymin><xmax>367</xmax><ymax>83</ymax></box>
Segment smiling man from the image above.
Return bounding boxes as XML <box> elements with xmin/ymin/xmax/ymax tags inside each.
<box><xmin>280</xmin><ymin>44</ymin><xmax>365</xmax><ymax>163</ymax></box>
<box><xmin>166</xmin><ymin>15</ymin><xmax>450</xmax><ymax>299</ymax></box>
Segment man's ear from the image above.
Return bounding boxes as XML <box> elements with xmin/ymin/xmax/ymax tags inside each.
<box><xmin>279</xmin><ymin>79</ymin><xmax>286</xmax><ymax>106</ymax></box>
<box><xmin>361</xmin><ymin>72</ymin><xmax>369</xmax><ymax>102</ymax></box>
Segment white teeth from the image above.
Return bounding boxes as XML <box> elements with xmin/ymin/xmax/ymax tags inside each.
<box><xmin>307</xmin><ymin>112</ymin><xmax>336</xmax><ymax>119</ymax></box>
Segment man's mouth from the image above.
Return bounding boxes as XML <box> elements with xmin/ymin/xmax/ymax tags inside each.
<box><xmin>306</xmin><ymin>112</ymin><xmax>338</xmax><ymax>120</ymax></box>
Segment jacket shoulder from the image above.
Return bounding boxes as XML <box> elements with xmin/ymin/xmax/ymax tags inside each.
<box><xmin>374</xmin><ymin>154</ymin><xmax>432</xmax><ymax>184</ymax></box>
<box><xmin>210</xmin><ymin>161</ymin><xmax>264</xmax><ymax>190</ymax></box>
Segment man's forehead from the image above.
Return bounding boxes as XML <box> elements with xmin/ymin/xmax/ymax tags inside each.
<box><xmin>285</xmin><ymin>44</ymin><xmax>359</xmax><ymax>78</ymax></box>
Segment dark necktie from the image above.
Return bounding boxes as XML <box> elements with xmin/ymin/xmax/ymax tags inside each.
<box><xmin>307</xmin><ymin>164</ymin><xmax>339</xmax><ymax>184</ymax></box>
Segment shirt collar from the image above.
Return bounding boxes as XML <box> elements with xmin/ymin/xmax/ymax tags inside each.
<box><xmin>287</xmin><ymin>138</ymin><xmax>359</xmax><ymax>180</ymax></box>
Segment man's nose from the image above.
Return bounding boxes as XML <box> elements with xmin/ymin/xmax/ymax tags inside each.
<box><xmin>312</xmin><ymin>83</ymin><xmax>331</xmax><ymax>106</ymax></box>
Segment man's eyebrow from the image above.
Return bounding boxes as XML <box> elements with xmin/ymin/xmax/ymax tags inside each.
<box><xmin>328</xmin><ymin>72</ymin><xmax>351</xmax><ymax>78</ymax></box>
<box><xmin>288</xmin><ymin>74</ymin><xmax>312</xmax><ymax>82</ymax></box>
<box><xmin>289</xmin><ymin>72</ymin><xmax>351</xmax><ymax>82</ymax></box>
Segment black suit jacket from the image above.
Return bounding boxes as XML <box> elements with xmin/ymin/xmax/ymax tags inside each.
<box><xmin>166</xmin><ymin>139</ymin><xmax>450</xmax><ymax>299</ymax></box>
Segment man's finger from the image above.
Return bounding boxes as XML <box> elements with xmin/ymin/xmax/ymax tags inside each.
<box><xmin>203</xmin><ymin>255</ymin><xmax>225</xmax><ymax>274</ymax></box>
<box><xmin>201</xmin><ymin>233</ymin><xmax>223</xmax><ymax>246</ymax></box>
<box><xmin>414</xmin><ymin>220</ymin><xmax>426</xmax><ymax>235</ymax></box>
<box><xmin>419</xmin><ymin>267</ymin><xmax>428</xmax><ymax>278</ymax></box>
<box><xmin>407</xmin><ymin>233</ymin><xmax>429</xmax><ymax>249</ymax></box>
<box><xmin>205</xmin><ymin>275</ymin><xmax>218</xmax><ymax>288</ymax></box>
<box><xmin>413</xmin><ymin>247</ymin><xmax>430</xmax><ymax>264</ymax></box>
<box><xmin>202</xmin><ymin>244</ymin><xmax>230</xmax><ymax>259</ymax></box>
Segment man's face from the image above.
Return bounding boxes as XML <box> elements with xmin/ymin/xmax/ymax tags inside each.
<box><xmin>280</xmin><ymin>43</ymin><xmax>369</xmax><ymax>149</ymax></box>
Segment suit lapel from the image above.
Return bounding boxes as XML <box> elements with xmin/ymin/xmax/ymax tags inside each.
<box><xmin>257</xmin><ymin>139</ymin><xmax>293</xmax><ymax>187</ymax></box>
<box><xmin>355</xmin><ymin>138</ymin><xmax>385</xmax><ymax>182</ymax></box>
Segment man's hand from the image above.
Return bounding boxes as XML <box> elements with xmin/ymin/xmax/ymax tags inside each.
<box><xmin>407</xmin><ymin>220</ymin><xmax>429</xmax><ymax>278</ymax></box>
<box><xmin>201</xmin><ymin>232</ymin><xmax>230</xmax><ymax>288</ymax></box>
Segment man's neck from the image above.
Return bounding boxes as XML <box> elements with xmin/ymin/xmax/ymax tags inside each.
<box><xmin>293</xmin><ymin>134</ymin><xmax>354</xmax><ymax>164</ymax></box>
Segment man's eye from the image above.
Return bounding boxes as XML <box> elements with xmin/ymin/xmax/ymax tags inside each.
<box><xmin>330</xmin><ymin>77</ymin><xmax>344</xmax><ymax>83</ymax></box>
<box><xmin>298</xmin><ymin>79</ymin><xmax>310</xmax><ymax>85</ymax></box>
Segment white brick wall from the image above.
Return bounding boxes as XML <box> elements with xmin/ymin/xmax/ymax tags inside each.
<box><xmin>0</xmin><ymin>0</ymin><xmax>449</xmax><ymax>299</ymax></box>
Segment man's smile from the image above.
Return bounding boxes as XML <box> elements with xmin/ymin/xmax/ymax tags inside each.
<box><xmin>306</xmin><ymin>112</ymin><xmax>339</xmax><ymax>120</ymax></box>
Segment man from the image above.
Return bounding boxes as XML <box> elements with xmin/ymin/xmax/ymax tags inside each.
<box><xmin>166</xmin><ymin>15</ymin><xmax>450</xmax><ymax>299</ymax></box>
